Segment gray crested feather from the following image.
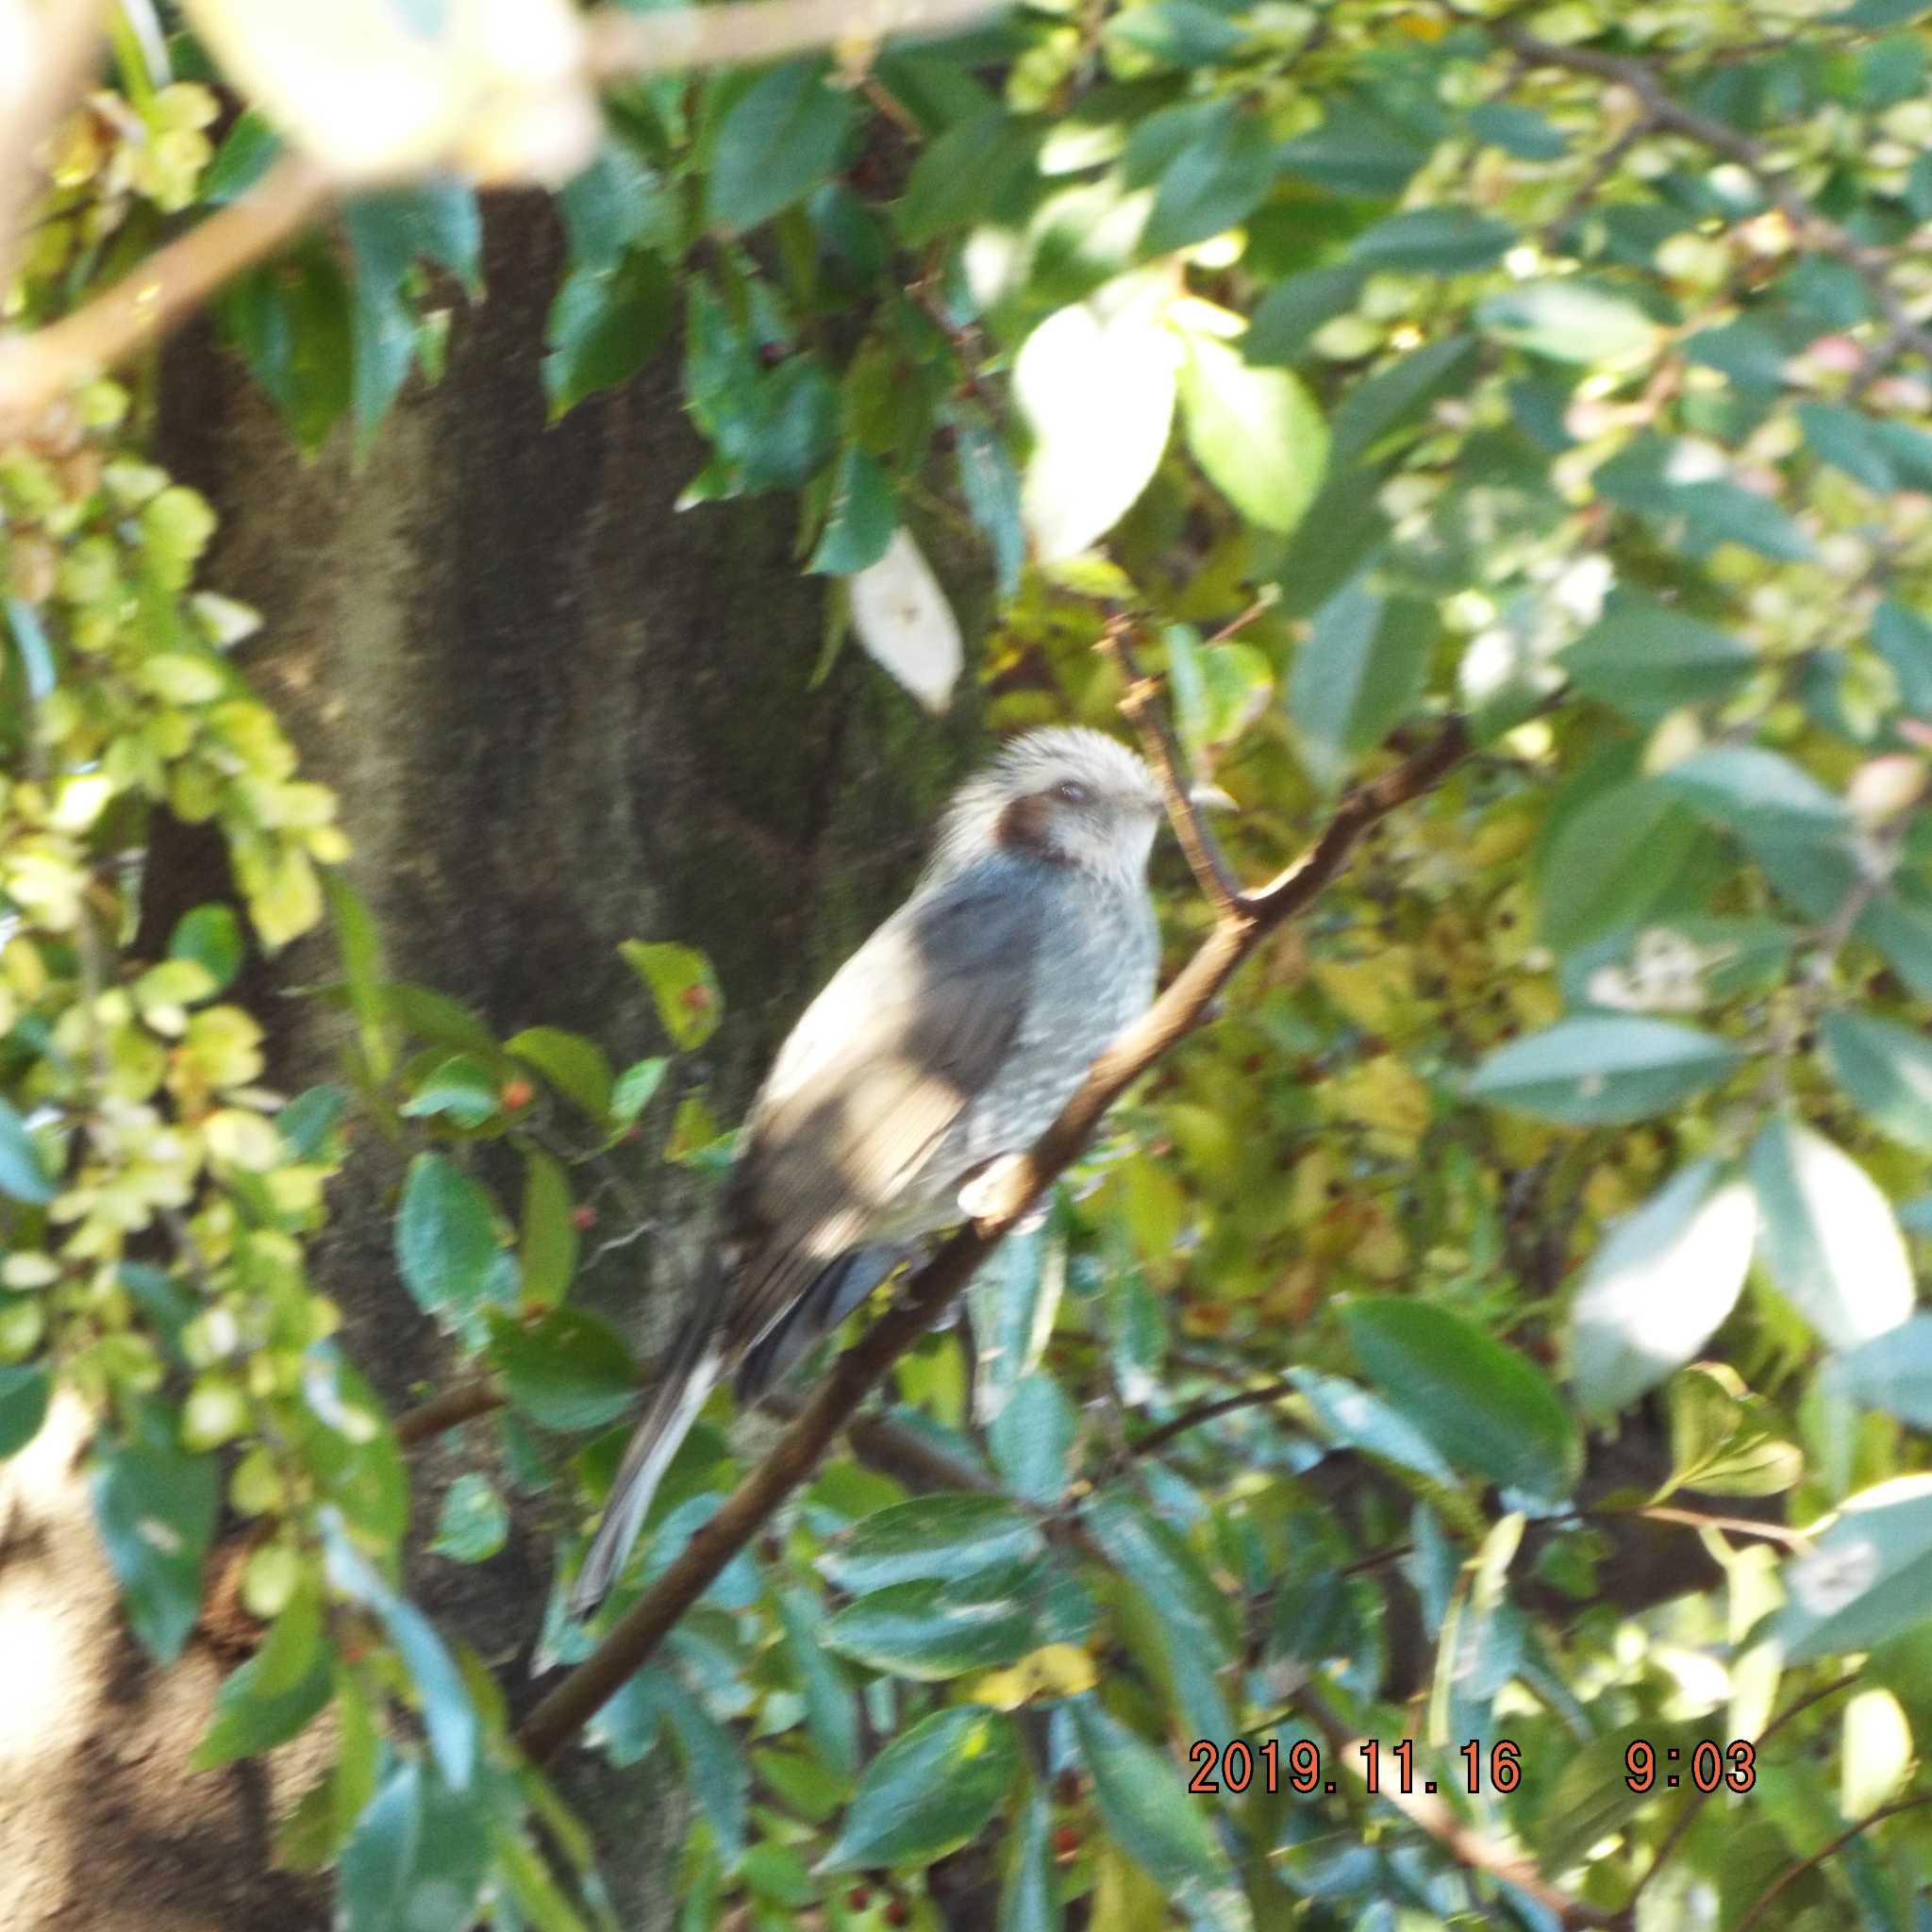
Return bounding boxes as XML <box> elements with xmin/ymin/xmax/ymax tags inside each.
<box><xmin>569</xmin><ymin>725</ymin><xmax>1161</xmax><ymax>1615</ymax></box>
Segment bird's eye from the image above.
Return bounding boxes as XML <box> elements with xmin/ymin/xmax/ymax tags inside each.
<box><xmin>1051</xmin><ymin>778</ymin><xmax>1093</xmax><ymax>807</ymax></box>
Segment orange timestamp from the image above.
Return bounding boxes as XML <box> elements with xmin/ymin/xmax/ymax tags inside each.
<box><xmin>1187</xmin><ymin>1737</ymin><xmax>1524</xmax><ymax>1797</ymax></box>
<box><xmin>1625</xmin><ymin>1739</ymin><xmax>1757</xmax><ymax>1792</ymax></box>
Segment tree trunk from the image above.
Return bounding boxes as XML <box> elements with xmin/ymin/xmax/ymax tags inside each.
<box><xmin>0</xmin><ymin>192</ymin><xmax>980</xmax><ymax>1930</ymax></box>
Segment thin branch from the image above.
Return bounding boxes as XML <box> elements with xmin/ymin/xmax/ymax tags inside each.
<box><xmin>1097</xmin><ymin>621</ymin><xmax>1247</xmax><ymax>914</ymax></box>
<box><xmin>1124</xmin><ymin>1378</ymin><xmax>1300</xmax><ymax>1460</ymax></box>
<box><xmin>1734</xmin><ymin>1794</ymin><xmax>1932</xmax><ymax>1932</ymax></box>
<box><xmin>0</xmin><ymin>154</ymin><xmax>331</xmax><ymax>437</ymax></box>
<box><xmin>513</xmin><ymin>712</ymin><xmax>1476</xmax><ymax>1766</ymax></box>
<box><xmin>1630</xmin><ymin>1505</ymin><xmax>1811</xmax><ymax>1551</ymax></box>
<box><xmin>395</xmin><ymin>1375</ymin><xmax>504</xmax><ymax>1447</ymax></box>
<box><xmin>1490</xmin><ymin>20</ymin><xmax>1932</xmax><ymax>365</ymax></box>
<box><xmin>1293</xmin><ymin>1687</ymin><xmax>1622</xmax><ymax>1929</ymax></box>
<box><xmin>1629</xmin><ymin>1672</ymin><xmax>1860</xmax><ymax>1907</ymax></box>
<box><xmin>0</xmin><ymin>0</ymin><xmax>108</xmax><ymax>305</ymax></box>
<box><xmin>582</xmin><ymin>0</ymin><xmax>1007</xmax><ymax>79</ymax></box>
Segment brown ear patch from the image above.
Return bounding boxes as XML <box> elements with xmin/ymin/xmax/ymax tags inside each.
<box><xmin>995</xmin><ymin>792</ymin><xmax>1069</xmax><ymax>859</ymax></box>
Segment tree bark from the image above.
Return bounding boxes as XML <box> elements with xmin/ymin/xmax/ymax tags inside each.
<box><xmin>0</xmin><ymin>192</ymin><xmax>979</xmax><ymax>1929</ymax></box>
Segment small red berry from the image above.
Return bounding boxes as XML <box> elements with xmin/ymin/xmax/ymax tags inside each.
<box><xmin>572</xmin><ymin>1204</ymin><xmax>598</xmax><ymax>1232</ymax></box>
<box><xmin>1053</xmin><ymin>1825</ymin><xmax>1080</xmax><ymax>1858</ymax></box>
<box><xmin>845</xmin><ymin>1887</ymin><xmax>872</xmax><ymax>1910</ymax></box>
<box><xmin>501</xmin><ymin>1078</ymin><xmax>536</xmax><ymax>1110</ymax></box>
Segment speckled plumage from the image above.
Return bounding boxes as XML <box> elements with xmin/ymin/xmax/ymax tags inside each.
<box><xmin>570</xmin><ymin>728</ymin><xmax>1161</xmax><ymax>1614</ymax></box>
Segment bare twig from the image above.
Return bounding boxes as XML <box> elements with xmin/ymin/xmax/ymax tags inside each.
<box><xmin>1124</xmin><ymin>1377</ymin><xmax>1300</xmax><ymax>1460</ymax></box>
<box><xmin>0</xmin><ymin>0</ymin><xmax>108</xmax><ymax>304</ymax></box>
<box><xmin>1098</xmin><ymin>621</ymin><xmax>1247</xmax><ymax>914</ymax></box>
<box><xmin>1629</xmin><ymin>1672</ymin><xmax>1860</xmax><ymax>1907</ymax></box>
<box><xmin>1490</xmin><ymin>20</ymin><xmax>1932</xmax><ymax>365</ymax></box>
<box><xmin>395</xmin><ymin>1375</ymin><xmax>505</xmax><ymax>1447</ymax></box>
<box><xmin>0</xmin><ymin>154</ymin><xmax>331</xmax><ymax>436</ymax></box>
<box><xmin>1293</xmin><ymin>1687</ymin><xmax>1623</xmax><ymax>1929</ymax></box>
<box><xmin>513</xmin><ymin>712</ymin><xmax>1475</xmax><ymax>1766</ymax></box>
<box><xmin>1734</xmin><ymin>1794</ymin><xmax>1932</xmax><ymax>1932</ymax></box>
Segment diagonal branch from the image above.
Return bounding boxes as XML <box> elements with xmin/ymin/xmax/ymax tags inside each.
<box><xmin>1490</xmin><ymin>19</ymin><xmax>1932</xmax><ymax>366</ymax></box>
<box><xmin>0</xmin><ymin>154</ymin><xmax>331</xmax><ymax>437</ymax></box>
<box><xmin>513</xmin><ymin>711</ymin><xmax>1475</xmax><ymax>1765</ymax></box>
<box><xmin>1098</xmin><ymin>621</ymin><xmax>1247</xmax><ymax>914</ymax></box>
<box><xmin>1734</xmin><ymin>1793</ymin><xmax>1932</xmax><ymax>1932</ymax></box>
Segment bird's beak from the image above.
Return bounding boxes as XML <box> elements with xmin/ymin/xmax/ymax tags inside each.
<box><xmin>1186</xmin><ymin>781</ymin><xmax>1239</xmax><ymax>815</ymax></box>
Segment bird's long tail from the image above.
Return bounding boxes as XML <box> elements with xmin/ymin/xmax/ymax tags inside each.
<box><xmin>569</xmin><ymin>1314</ymin><xmax>722</xmax><ymax>1618</ymax></box>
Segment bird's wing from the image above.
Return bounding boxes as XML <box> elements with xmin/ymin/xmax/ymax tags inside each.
<box><xmin>720</xmin><ymin>866</ymin><xmax>1042</xmax><ymax>1355</ymax></box>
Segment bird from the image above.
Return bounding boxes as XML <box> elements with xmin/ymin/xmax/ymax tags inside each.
<box><xmin>568</xmin><ymin>725</ymin><xmax>1165</xmax><ymax>1616</ymax></box>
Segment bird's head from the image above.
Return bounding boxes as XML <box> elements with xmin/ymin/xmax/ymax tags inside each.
<box><xmin>931</xmin><ymin>726</ymin><xmax>1164</xmax><ymax>890</ymax></box>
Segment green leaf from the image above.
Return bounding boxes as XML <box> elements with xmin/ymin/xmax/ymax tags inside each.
<box><xmin>0</xmin><ymin>1095</ymin><xmax>56</xmax><ymax>1204</ymax></box>
<box><xmin>1657</xmin><ymin>745</ymin><xmax>1846</xmax><ymax>833</ymax></box>
<box><xmin>338</xmin><ymin>1757</ymin><xmax>491</xmax><ymax>1932</ymax></box>
<box><xmin>1289</xmin><ymin>575</ymin><xmax>1434</xmax><ymax>791</ymax></box>
<box><xmin>1665</xmin><ymin>1362</ymin><xmax>1802</xmax><ymax>1498</ymax></box>
<box><xmin>507</xmin><ymin>1026</ymin><xmax>614</xmax><ymax>1122</ymax></box>
<box><xmin>1822</xmin><ymin>1312</ymin><xmax>1932</xmax><ymax>1428</ymax></box>
<box><xmin>1128</xmin><ymin>101</ymin><xmax>1275</xmax><ymax>257</ymax></box>
<box><xmin>1796</xmin><ymin>400</ymin><xmax>1897</xmax><ymax>491</ymax></box>
<box><xmin>92</xmin><ymin>1403</ymin><xmax>218</xmax><ymax>1664</ymax></box>
<box><xmin>488</xmin><ymin>1307</ymin><xmax>637</xmax><ymax>1432</ymax></box>
<box><xmin>999</xmin><ymin>1787</ymin><xmax>1058</xmax><ymax>1932</ymax></box>
<box><xmin>1290</xmin><ymin>1368</ymin><xmax>1457</xmax><ymax>1485</ymax></box>
<box><xmin>818</xmin><ymin>1493</ymin><xmax>1045</xmax><ymax>1593</ymax></box>
<box><xmin>620</xmin><ymin>940</ymin><xmax>724</xmax><ymax>1050</ymax></box>
<box><xmin>192</xmin><ymin>1625</ymin><xmax>332</xmax><ymax>1768</ymax></box>
<box><xmin>967</xmin><ymin>1222</ymin><xmax>1060</xmax><ymax>1424</ymax></box>
<box><xmin>1242</xmin><ymin>265</ymin><xmax>1367</xmax><ymax>365</ymax></box>
<box><xmin>201</xmin><ymin>109</ymin><xmax>280</xmax><ymax>205</ymax></box>
<box><xmin>1561</xmin><ymin>598</ymin><xmax>1756</xmax><ymax>721</ymax></box>
<box><xmin>654</xmin><ymin>1662</ymin><xmax>750</xmax><ymax>1862</ymax></box>
<box><xmin>399</xmin><ymin>1053</ymin><xmax>501</xmax><ymax>1128</ymax></box>
<box><xmin>1068</xmin><ymin>1697</ymin><xmax>1251</xmax><ymax>1930</ymax></box>
<box><xmin>1534</xmin><ymin>1724</ymin><xmax>1691</xmax><ymax>1877</ymax></box>
<box><xmin>1748</xmin><ymin>1118</ymin><xmax>1913</xmax><ymax>1349</ymax></box>
<box><xmin>777</xmin><ymin>1585</ymin><xmax>860</xmax><ymax>1776</ymax></box>
<box><xmin>1475</xmin><ymin>279</ymin><xmax>1659</xmax><ymax>364</ymax></box>
<box><xmin>808</xmin><ymin>445</ymin><xmax>897</xmax><ymax>575</ymax></box>
<box><xmin>1467</xmin><ymin>1016</ymin><xmax>1740</xmax><ymax>1125</ymax></box>
<box><xmin>1768</xmin><ymin>1475</ymin><xmax>1932</xmax><ymax>1661</ymax></box>
<box><xmin>519</xmin><ymin>1147</ymin><xmax>579</xmax><ymax>1311</ymax></box>
<box><xmin>1874</xmin><ymin>598</ymin><xmax>1932</xmax><ymax>717</ymax></box>
<box><xmin>705</xmin><ymin>59</ymin><xmax>853</xmax><ymax>234</ymax></box>
<box><xmin>543</xmin><ymin>252</ymin><xmax>675</xmax><ymax>418</ymax></box>
<box><xmin>823</xmin><ymin>1565</ymin><xmax>1041</xmax><ymax>1679</ymax></box>
<box><xmin>0</xmin><ymin>1362</ymin><xmax>50</xmax><ymax>1457</ymax></box>
<box><xmin>610</xmin><ymin>1057</ymin><xmax>669</xmax><ymax>1128</ymax></box>
<box><xmin>1536</xmin><ymin>779</ymin><xmax>1703</xmax><ymax>955</ymax></box>
<box><xmin>1348</xmin><ymin>208</ymin><xmax>1514</xmax><ymax>272</ymax></box>
<box><xmin>820</xmin><ymin>1706</ymin><xmax>1020</xmax><ymax>1871</ymax></box>
<box><xmin>953</xmin><ymin>407</ymin><xmax>1025</xmax><ymax>601</ymax></box>
<box><xmin>386</xmin><ymin>982</ymin><xmax>498</xmax><ymax>1060</ymax></box>
<box><xmin>897</xmin><ymin>110</ymin><xmax>1041</xmax><ymax>246</ymax></box>
<box><xmin>1343</xmin><ymin>1298</ymin><xmax>1581</xmax><ymax>1506</ymax></box>
<box><xmin>1165</xmin><ymin>626</ymin><xmax>1273</xmax><ymax>763</ymax></box>
<box><xmin>991</xmin><ymin>1374</ymin><xmax>1077</xmax><ymax>1507</ymax></box>
<box><xmin>1567</xmin><ymin>1160</ymin><xmax>1757</xmax><ymax>1418</ymax></box>
<box><xmin>1821</xmin><ymin>1011</ymin><xmax>1932</xmax><ymax>1154</ymax></box>
<box><xmin>326</xmin><ymin>874</ymin><xmax>393</xmax><ymax>1078</ymax></box>
<box><xmin>429</xmin><ymin>1472</ymin><xmax>509</xmax><ymax>1562</ymax></box>
<box><xmin>169</xmin><ymin>905</ymin><xmax>245</xmax><ymax>991</ymax></box>
<box><xmin>324</xmin><ymin>1524</ymin><xmax>478</xmax><ymax>1790</ymax></box>
<box><xmin>558</xmin><ymin>139</ymin><xmax>666</xmax><ymax>275</ymax></box>
<box><xmin>395</xmin><ymin>1154</ymin><xmax>516</xmax><ymax>1338</ymax></box>
<box><xmin>1174</xmin><ymin>328</ymin><xmax>1326</xmax><ymax>534</ymax></box>
<box><xmin>1326</xmin><ymin>334</ymin><xmax>1476</xmax><ymax>470</ymax></box>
